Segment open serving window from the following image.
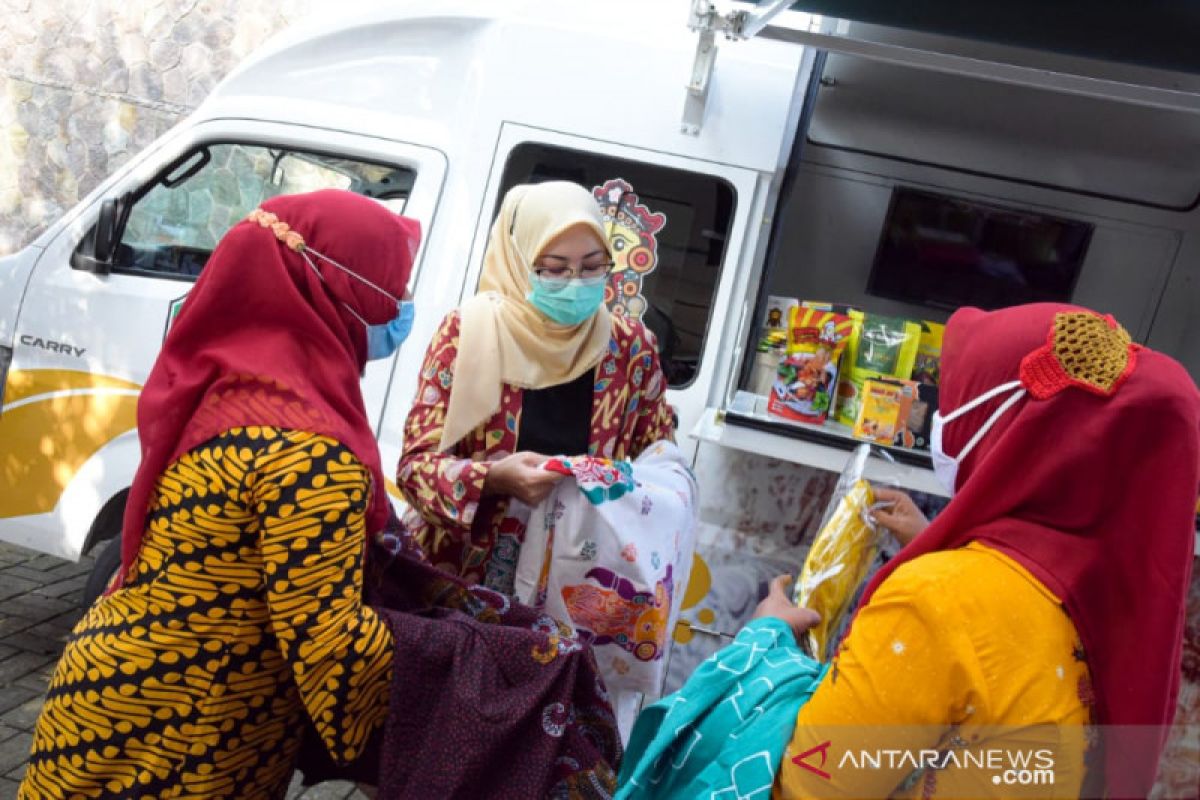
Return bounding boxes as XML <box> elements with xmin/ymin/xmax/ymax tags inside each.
<box><xmin>710</xmin><ymin>183</ymin><xmax>1094</xmax><ymax>496</ymax></box>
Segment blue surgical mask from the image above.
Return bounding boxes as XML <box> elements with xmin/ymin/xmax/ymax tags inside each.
<box><xmin>298</xmin><ymin>247</ymin><xmax>413</xmax><ymax>360</ymax></box>
<box><xmin>527</xmin><ymin>275</ymin><xmax>606</xmax><ymax>326</ymax></box>
<box><xmin>366</xmin><ymin>300</ymin><xmax>415</xmax><ymax>361</ymax></box>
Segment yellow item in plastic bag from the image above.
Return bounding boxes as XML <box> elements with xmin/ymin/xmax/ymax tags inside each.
<box><xmin>795</xmin><ymin>479</ymin><xmax>879</xmax><ymax>660</ymax></box>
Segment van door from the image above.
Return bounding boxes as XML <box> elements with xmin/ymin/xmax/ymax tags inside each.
<box><xmin>461</xmin><ymin>123</ymin><xmax>764</xmax><ymax>457</ymax></box>
<box><xmin>0</xmin><ymin>118</ymin><xmax>445</xmax><ymax>558</ymax></box>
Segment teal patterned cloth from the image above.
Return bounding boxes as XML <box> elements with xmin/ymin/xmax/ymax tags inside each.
<box><xmin>617</xmin><ymin>617</ymin><xmax>828</xmax><ymax>799</ymax></box>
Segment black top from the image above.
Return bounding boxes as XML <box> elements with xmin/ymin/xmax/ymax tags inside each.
<box><xmin>516</xmin><ymin>369</ymin><xmax>595</xmax><ymax>457</ymax></box>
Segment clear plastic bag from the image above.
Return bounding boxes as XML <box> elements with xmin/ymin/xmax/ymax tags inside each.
<box><xmin>794</xmin><ymin>444</ymin><xmax>887</xmax><ymax>661</ymax></box>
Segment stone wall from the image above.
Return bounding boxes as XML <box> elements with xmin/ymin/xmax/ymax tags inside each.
<box><xmin>0</xmin><ymin>0</ymin><xmax>318</xmax><ymax>255</ymax></box>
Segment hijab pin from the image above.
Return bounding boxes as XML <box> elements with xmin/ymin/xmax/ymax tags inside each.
<box><xmin>247</xmin><ymin>208</ymin><xmax>307</xmax><ymax>252</ymax></box>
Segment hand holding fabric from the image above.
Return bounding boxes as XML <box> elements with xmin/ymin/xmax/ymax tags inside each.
<box><xmin>484</xmin><ymin>451</ymin><xmax>567</xmax><ymax>506</ymax></box>
<box><xmin>752</xmin><ymin>574</ymin><xmax>821</xmax><ymax>642</ymax></box>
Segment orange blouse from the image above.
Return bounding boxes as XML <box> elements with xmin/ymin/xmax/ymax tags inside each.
<box><xmin>777</xmin><ymin>542</ymin><xmax>1095</xmax><ymax>799</ymax></box>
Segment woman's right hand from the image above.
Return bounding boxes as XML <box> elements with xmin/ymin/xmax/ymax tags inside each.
<box><xmin>871</xmin><ymin>487</ymin><xmax>930</xmax><ymax>546</ymax></box>
<box><xmin>752</xmin><ymin>574</ymin><xmax>821</xmax><ymax>643</ymax></box>
<box><xmin>483</xmin><ymin>451</ymin><xmax>567</xmax><ymax>506</ymax></box>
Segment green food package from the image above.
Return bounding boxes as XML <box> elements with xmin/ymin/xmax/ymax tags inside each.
<box><xmin>834</xmin><ymin>311</ymin><xmax>922</xmax><ymax>427</ymax></box>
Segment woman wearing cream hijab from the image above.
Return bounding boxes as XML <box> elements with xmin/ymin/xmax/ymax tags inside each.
<box><xmin>397</xmin><ymin>181</ymin><xmax>675</xmax><ymax>587</ymax></box>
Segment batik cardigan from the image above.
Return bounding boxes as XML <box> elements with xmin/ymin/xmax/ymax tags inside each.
<box><xmin>397</xmin><ymin>310</ymin><xmax>676</xmax><ymax>586</ymax></box>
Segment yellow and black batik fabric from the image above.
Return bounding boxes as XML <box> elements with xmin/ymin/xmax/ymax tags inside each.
<box><xmin>19</xmin><ymin>427</ymin><xmax>392</xmax><ymax>800</ymax></box>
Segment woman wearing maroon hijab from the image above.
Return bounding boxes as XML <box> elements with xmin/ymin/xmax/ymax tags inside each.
<box><xmin>21</xmin><ymin>190</ymin><xmax>422</xmax><ymax>799</ymax></box>
<box><xmin>768</xmin><ymin>303</ymin><xmax>1199</xmax><ymax>799</ymax></box>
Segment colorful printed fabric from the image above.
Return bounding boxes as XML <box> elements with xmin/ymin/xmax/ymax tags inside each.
<box><xmin>296</xmin><ymin>518</ymin><xmax>622</xmax><ymax>800</ymax></box>
<box><xmin>21</xmin><ymin>428</ymin><xmax>392</xmax><ymax>800</ymax></box>
<box><xmin>397</xmin><ymin>310</ymin><xmax>675</xmax><ymax>586</ymax></box>
<box><xmin>544</xmin><ymin>456</ymin><xmax>636</xmax><ymax>505</ymax></box>
<box><xmin>514</xmin><ymin>441</ymin><xmax>698</xmax><ymax>700</ymax></box>
<box><xmin>617</xmin><ymin>618</ymin><xmax>828</xmax><ymax>800</ymax></box>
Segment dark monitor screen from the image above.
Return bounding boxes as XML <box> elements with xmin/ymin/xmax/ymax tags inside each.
<box><xmin>867</xmin><ymin>188</ymin><xmax>1092</xmax><ymax>311</ymax></box>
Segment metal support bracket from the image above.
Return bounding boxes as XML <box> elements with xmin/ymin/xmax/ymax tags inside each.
<box><xmin>682</xmin><ymin>0</ymin><xmax>796</xmax><ymax>135</ymax></box>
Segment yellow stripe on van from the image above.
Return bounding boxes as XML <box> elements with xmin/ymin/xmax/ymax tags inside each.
<box><xmin>2</xmin><ymin>369</ymin><xmax>142</xmax><ymax>406</ymax></box>
<box><xmin>0</xmin><ymin>370</ymin><xmax>141</xmax><ymax>519</ymax></box>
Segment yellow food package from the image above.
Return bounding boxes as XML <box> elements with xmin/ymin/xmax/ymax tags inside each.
<box><xmin>853</xmin><ymin>379</ymin><xmax>917</xmax><ymax>445</ymax></box>
<box><xmin>795</xmin><ymin>479</ymin><xmax>878</xmax><ymax>660</ymax></box>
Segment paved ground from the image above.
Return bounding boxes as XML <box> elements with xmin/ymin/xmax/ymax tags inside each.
<box><xmin>0</xmin><ymin>541</ymin><xmax>367</xmax><ymax>800</ymax></box>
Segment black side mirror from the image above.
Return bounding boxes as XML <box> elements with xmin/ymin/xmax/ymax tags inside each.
<box><xmin>71</xmin><ymin>197</ymin><xmax>122</xmax><ymax>275</ymax></box>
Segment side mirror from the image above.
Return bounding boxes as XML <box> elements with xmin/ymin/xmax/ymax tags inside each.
<box><xmin>71</xmin><ymin>197</ymin><xmax>122</xmax><ymax>275</ymax></box>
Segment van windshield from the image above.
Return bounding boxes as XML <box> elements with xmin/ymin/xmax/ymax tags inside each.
<box><xmin>114</xmin><ymin>143</ymin><xmax>414</xmax><ymax>279</ymax></box>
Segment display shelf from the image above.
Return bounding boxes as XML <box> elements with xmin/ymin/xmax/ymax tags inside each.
<box><xmin>691</xmin><ymin>392</ymin><xmax>948</xmax><ymax>498</ymax></box>
<box><xmin>694</xmin><ymin>393</ymin><xmax>1200</xmax><ymax>554</ymax></box>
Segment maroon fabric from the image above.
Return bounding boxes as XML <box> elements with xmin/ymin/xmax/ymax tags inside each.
<box><xmin>117</xmin><ymin>189</ymin><xmax>420</xmax><ymax>588</ymax></box>
<box><xmin>854</xmin><ymin>303</ymin><xmax>1200</xmax><ymax>797</ymax></box>
<box><xmin>297</xmin><ymin>522</ymin><xmax>622</xmax><ymax>799</ymax></box>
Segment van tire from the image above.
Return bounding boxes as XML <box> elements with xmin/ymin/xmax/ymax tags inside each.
<box><xmin>82</xmin><ymin>537</ymin><xmax>122</xmax><ymax>610</ymax></box>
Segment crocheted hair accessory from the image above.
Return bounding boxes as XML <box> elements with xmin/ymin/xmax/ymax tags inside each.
<box><xmin>1019</xmin><ymin>311</ymin><xmax>1140</xmax><ymax>400</ymax></box>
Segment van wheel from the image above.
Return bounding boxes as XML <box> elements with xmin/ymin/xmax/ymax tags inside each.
<box><xmin>82</xmin><ymin>537</ymin><xmax>122</xmax><ymax>609</ymax></box>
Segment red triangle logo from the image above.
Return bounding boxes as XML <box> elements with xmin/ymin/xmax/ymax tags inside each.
<box><xmin>791</xmin><ymin>740</ymin><xmax>832</xmax><ymax>780</ymax></box>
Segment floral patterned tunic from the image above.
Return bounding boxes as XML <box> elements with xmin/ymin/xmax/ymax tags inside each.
<box><xmin>397</xmin><ymin>310</ymin><xmax>675</xmax><ymax>586</ymax></box>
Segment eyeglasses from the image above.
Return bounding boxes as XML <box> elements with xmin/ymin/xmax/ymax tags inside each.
<box><xmin>532</xmin><ymin>256</ymin><xmax>614</xmax><ymax>283</ymax></box>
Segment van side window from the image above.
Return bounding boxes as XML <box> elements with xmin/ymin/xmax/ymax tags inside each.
<box><xmin>113</xmin><ymin>143</ymin><xmax>415</xmax><ymax>279</ymax></box>
<box><xmin>498</xmin><ymin>143</ymin><xmax>736</xmax><ymax>388</ymax></box>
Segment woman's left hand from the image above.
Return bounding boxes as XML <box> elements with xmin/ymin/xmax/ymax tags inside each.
<box><xmin>752</xmin><ymin>574</ymin><xmax>821</xmax><ymax>642</ymax></box>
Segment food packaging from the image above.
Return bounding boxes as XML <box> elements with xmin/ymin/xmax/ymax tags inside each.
<box><xmin>834</xmin><ymin>311</ymin><xmax>922</xmax><ymax>427</ymax></box>
<box><xmin>912</xmin><ymin>321</ymin><xmax>945</xmax><ymax>386</ymax></box>
<box><xmin>853</xmin><ymin>379</ymin><xmax>918</xmax><ymax>446</ymax></box>
<box><xmin>767</xmin><ymin>306</ymin><xmax>853</xmax><ymax>424</ymax></box>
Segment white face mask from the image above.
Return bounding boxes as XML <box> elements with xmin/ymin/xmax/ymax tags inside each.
<box><xmin>930</xmin><ymin>380</ymin><xmax>1026</xmax><ymax>495</ymax></box>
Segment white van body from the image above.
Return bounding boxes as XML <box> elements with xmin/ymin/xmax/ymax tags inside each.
<box><xmin>2</xmin><ymin>0</ymin><xmax>1198</xmax><ymax>691</ymax></box>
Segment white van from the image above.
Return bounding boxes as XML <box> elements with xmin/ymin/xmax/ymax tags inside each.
<box><xmin>2</xmin><ymin>0</ymin><xmax>1198</xmax><ymax>692</ymax></box>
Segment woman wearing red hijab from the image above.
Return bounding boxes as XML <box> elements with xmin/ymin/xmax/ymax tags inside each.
<box><xmin>769</xmin><ymin>304</ymin><xmax>1199</xmax><ymax>799</ymax></box>
<box><xmin>20</xmin><ymin>190</ymin><xmax>421</xmax><ymax>799</ymax></box>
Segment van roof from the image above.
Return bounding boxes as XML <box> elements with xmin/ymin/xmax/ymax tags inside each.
<box><xmin>196</xmin><ymin>0</ymin><xmax>802</xmax><ymax>174</ymax></box>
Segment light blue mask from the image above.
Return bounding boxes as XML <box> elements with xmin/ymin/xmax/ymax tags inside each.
<box><xmin>298</xmin><ymin>247</ymin><xmax>413</xmax><ymax>361</ymax></box>
<box><xmin>527</xmin><ymin>275</ymin><xmax>606</xmax><ymax>326</ymax></box>
<box><xmin>366</xmin><ymin>300</ymin><xmax>415</xmax><ymax>361</ymax></box>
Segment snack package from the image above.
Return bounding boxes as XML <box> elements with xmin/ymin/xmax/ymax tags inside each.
<box><xmin>763</xmin><ymin>296</ymin><xmax>800</xmax><ymax>334</ymax></box>
<box><xmin>795</xmin><ymin>445</ymin><xmax>882</xmax><ymax>660</ymax></box>
<box><xmin>902</xmin><ymin>383</ymin><xmax>939</xmax><ymax>450</ymax></box>
<box><xmin>853</xmin><ymin>379</ymin><xmax>917</xmax><ymax>446</ymax></box>
<box><xmin>834</xmin><ymin>312</ymin><xmax>922</xmax><ymax>427</ymax></box>
<box><xmin>767</xmin><ymin>306</ymin><xmax>853</xmax><ymax>424</ymax></box>
<box><xmin>801</xmin><ymin>300</ymin><xmax>858</xmax><ymax>316</ymax></box>
<box><xmin>912</xmin><ymin>321</ymin><xmax>945</xmax><ymax>386</ymax></box>
<box><xmin>750</xmin><ymin>328</ymin><xmax>789</xmax><ymax>396</ymax></box>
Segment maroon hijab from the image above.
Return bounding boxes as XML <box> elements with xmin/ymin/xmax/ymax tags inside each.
<box><xmin>117</xmin><ymin>189</ymin><xmax>420</xmax><ymax>588</ymax></box>
<box><xmin>856</xmin><ymin>303</ymin><xmax>1200</xmax><ymax>797</ymax></box>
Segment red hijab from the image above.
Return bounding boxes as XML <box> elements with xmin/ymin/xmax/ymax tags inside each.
<box><xmin>117</xmin><ymin>189</ymin><xmax>421</xmax><ymax>588</ymax></box>
<box><xmin>855</xmin><ymin>303</ymin><xmax>1199</xmax><ymax>798</ymax></box>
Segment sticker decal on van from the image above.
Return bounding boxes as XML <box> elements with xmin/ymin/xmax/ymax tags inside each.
<box><xmin>593</xmin><ymin>178</ymin><xmax>666</xmax><ymax>321</ymax></box>
<box><xmin>18</xmin><ymin>335</ymin><xmax>86</xmax><ymax>358</ymax></box>
<box><xmin>164</xmin><ymin>293</ymin><xmax>188</xmax><ymax>340</ymax></box>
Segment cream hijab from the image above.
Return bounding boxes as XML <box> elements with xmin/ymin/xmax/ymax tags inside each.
<box><xmin>439</xmin><ymin>181</ymin><xmax>613</xmax><ymax>452</ymax></box>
